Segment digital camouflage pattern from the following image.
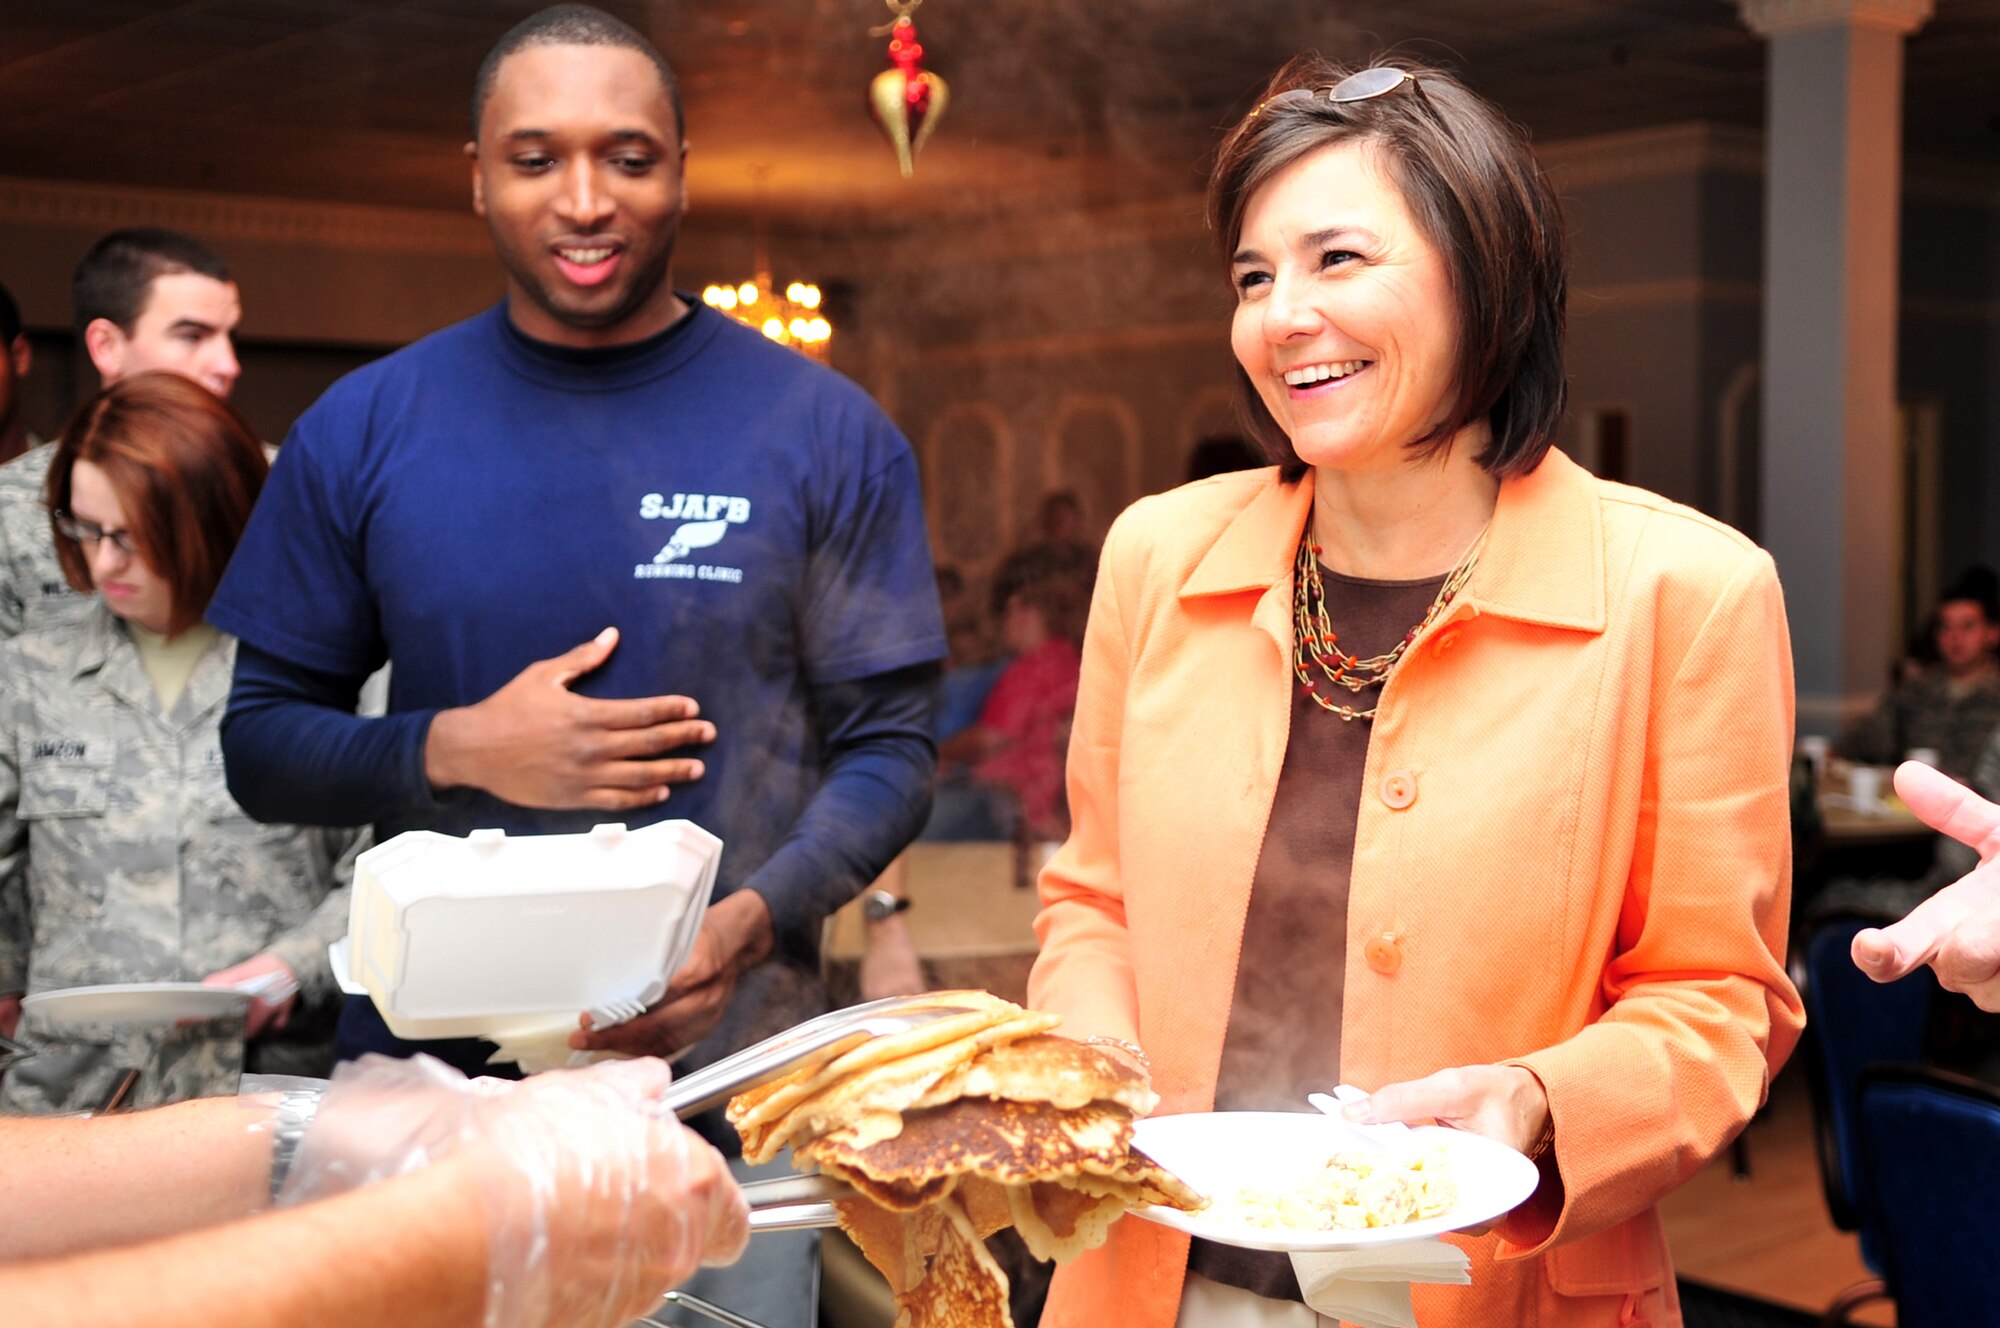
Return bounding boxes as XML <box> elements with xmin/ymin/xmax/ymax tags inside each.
<box><xmin>0</xmin><ymin>604</ymin><xmax>360</xmax><ymax>1114</ymax></box>
<box><xmin>0</xmin><ymin>442</ymin><xmax>91</xmax><ymax>640</ymax></box>
<box><xmin>1839</xmin><ymin>669</ymin><xmax>2000</xmax><ymax>784</ymax></box>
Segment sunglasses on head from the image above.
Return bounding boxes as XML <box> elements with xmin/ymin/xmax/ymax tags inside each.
<box><xmin>1251</xmin><ymin>66</ymin><xmax>1419</xmax><ymax>118</ymax></box>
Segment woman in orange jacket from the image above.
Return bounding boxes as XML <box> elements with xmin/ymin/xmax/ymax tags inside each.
<box><xmin>1027</xmin><ymin>56</ymin><xmax>1803</xmax><ymax>1328</ymax></box>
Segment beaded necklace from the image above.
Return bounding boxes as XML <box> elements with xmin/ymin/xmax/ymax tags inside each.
<box><xmin>1291</xmin><ymin>523</ymin><xmax>1486</xmax><ymax>722</ymax></box>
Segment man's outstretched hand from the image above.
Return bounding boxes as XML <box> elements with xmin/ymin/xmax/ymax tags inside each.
<box><xmin>425</xmin><ymin>628</ymin><xmax>714</xmax><ymax>811</ymax></box>
<box><xmin>1851</xmin><ymin>760</ymin><xmax>2000</xmax><ymax>1011</ymax></box>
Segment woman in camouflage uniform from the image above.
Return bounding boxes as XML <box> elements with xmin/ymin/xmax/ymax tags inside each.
<box><xmin>0</xmin><ymin>373</ymin><xmax>358</xmax><ymax>1114</ymax></box>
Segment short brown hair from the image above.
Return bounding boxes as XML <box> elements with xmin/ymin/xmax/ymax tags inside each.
<box><xmin>1208</xmin><ymin>55</ymin><xmax>1568</xmax><ymax>479</ymax></box>
<box><xmin>46</xmin><ymin>372</ymin><xmax>267</xmax><ymax>635</ymax></box>
<box><xmin>71</xmin><ymin>228</ymin><xmax>232</xmax><ymax>339</ymax></box>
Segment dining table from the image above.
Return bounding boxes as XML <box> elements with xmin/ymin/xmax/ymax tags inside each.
<box><xmin>1794</xmin><ymin>761</ymin><xmax>1940</xmax><ymax>924</ymax></box>
<box><xmin>1817</xmin><ymin>793</ymin><xmax>1932</xmax><ymax>846</ymax></box>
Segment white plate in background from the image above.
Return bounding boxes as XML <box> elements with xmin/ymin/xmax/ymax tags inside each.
<box><xmin>22</xmin><ymin>982</ymin><xmax>252</xmax><ymax>1029</ymax></box>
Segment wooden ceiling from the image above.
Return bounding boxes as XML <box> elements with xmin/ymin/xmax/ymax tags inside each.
<box><xmin>2</xmin><ymin>0</ymin><xmax>1996</xmax><ymax>229</ymax></box>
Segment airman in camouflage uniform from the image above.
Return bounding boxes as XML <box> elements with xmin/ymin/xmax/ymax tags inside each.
<box><xmin>0</xmin><ymin>603</ymin><xmax>360</xmax><ymax>1114</ymax></box>
<box><xmin>0</xmin><ymin>443</ymin><xmax>91</xmax><ymax>640</ymax></box>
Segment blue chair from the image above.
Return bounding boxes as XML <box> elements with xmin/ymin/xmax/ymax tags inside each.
<box><xmin>1791</xmin><ymin>914</ymin><xmax>1938</xmax><ymax>1321</ymax></box>
<box><xmin>1855</xmin><ymin>1065</ymin><xmax>2000</xmax><ymax>1328</ymax></box>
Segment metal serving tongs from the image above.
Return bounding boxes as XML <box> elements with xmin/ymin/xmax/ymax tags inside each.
<box><xmin>657</xmin><ymin>992</ymin><xmax>978</xmax><ymax>1120</ymax></box>
<box><xmin>645</xmin><ymin>1177</ymin><xmax>865</xmax><ymax>1328</ymax></box>
<box><xmin>649</xmin><ymin>1289</ymin><xmax>771</xmax><ymax>1328</ymax></box>
<box><xmin>636</xmin><ymin>1177</ymin><xmax>864</xmax><ymax>1328</ymax></box>
<box><xmin>737</xmin><ymin>1171</ymin><xmax>856</xmax><ymax>1234</ymax></box>
<box><xmin>638</xmin><ymin>998</ymin><xmax>976</xmax><ymax>1328</ymax></box>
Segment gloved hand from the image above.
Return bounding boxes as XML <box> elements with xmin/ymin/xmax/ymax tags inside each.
<box><xmin>276</xmin><ymin>1053</ymin><xmax>748</xmax><ymax>1328</ymax></box>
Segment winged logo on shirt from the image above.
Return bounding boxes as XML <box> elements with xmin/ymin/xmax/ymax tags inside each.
<box><xmin>653</xmin><ymin>520</ymin><xmax>730</xmax><ymax>564</ymax></box>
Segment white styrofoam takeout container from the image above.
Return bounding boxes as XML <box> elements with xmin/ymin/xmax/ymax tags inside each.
<box><xmin>344</xmin><ymin>820</ymin><xmax>720</xmax><ymax>1041</ymax></box>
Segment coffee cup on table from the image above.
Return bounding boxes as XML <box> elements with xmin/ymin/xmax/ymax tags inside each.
<box><xmin>1904</xmin><ymin>747</ymin><xmax>1941</xmax><ymax>771</ymax></box>
<box><xmin>1847</xmin><ymin>765</ymin><xmax>1885</xmax><ymax>813</ymax></box>
<box><xmin>1797</xmin><ymin>735</ymin><xmax>1831</xmax><ymax>781</ymax></box>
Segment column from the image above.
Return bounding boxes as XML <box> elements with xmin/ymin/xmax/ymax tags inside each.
<box><xmin>1740</xmin><ymin>0</ymin><xmax>1933</xmax><ymax>732</ymax></box>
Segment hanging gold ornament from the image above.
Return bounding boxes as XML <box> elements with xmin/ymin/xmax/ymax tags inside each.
<box><xmin>868</xmin><ymin>0</ymin><xmax>948</xmax><ymax>178</ymax></box>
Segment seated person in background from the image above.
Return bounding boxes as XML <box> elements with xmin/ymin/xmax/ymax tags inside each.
<box><xmin>1841</xmin><ymin>571</ymin><xmax>2000</xmax><ymax>783</ymax></box>
<box><xmin>995</xmin><ymin>488</ymin><xmax>1098</xmax><ymax>607</ymax></box>
<box><xmin>0</xmin><ymin>374</ymin><xmax>359</xmax><ymax>1114</ymax></box>
<box><xmin>933</xmin><ymin>564</ymin><xmax>1008</xmax><ymax>743</ymax></box>
<box><xmin>924</xmin><ymin>565</ymin><xmax>1087</xmax><ymax>843</ymax></box>
<box><xmin>1</xmin><ymin>1055</ymin><xmax>748</xmax><ymax>1328</ymax></box>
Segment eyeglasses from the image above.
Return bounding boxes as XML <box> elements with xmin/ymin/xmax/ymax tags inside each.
<box><xmin>1251</xmin><ymin>67</ymin><xmax>1420</xmax><ymax>118</ymax></box>
<box><xmin>53</xmin><ymin>510</ymin><xmax>140</xmax><ymax>556</ymax></box>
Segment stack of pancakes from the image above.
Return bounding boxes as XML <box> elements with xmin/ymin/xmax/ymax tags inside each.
<box><xmin>728</xmin><ymin>990</ymin><xmax>1204</xmax><ymax>1328</ymax></box>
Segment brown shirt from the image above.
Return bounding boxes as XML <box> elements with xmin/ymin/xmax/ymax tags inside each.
<box><xmin>1188</xmin><ymin>566</ymin><xmax>1448</xmax><ymax>1302</ymax></box>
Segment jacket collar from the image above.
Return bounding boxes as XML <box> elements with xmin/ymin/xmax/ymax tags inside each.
<box><xmin>1180</xmin><ymin>473</ymin><xmax>1314</xmax><ymax>601</ymax></box>
<box><xmin>1178</xmin><ymin>448</ymin><xmax>1606</xmax><ymax>635</ymax></box>
<box><xmin>70</xmin><ymin>600</ymin><xmax>126</xmax><ymax>681</ymax></box>
<box><xmin>1463</xmin><ymin>448</ymin><xmax>1606</xmax><ymax>633</ymax></box>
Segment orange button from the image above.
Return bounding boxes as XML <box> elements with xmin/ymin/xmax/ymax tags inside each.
<box><xmin>1434</xmin><ymin>625</ymin><xmax>1462</xmax><ymax>654</ymax></box>
<box><xmin>1380</xmin><ymin>770</ymin><xmax>1418</xmax><ymax>810</ymax></box>
<box><xmin>1365</xmin><ymin>934</ymin><xmax>1403</xmax><ymax>975</ymax></box>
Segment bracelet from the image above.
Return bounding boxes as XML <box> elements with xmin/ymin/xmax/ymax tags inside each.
<box><xmin>1526</xmin><ymin>1112</ymin><xmax>1556</xmax><ymax>1162</ymax></box>
<box><xmin>268</xmin><ymin>1086</ymin><xmax>325</xmax><ymax>1204</ymax></box>
<box><xmin>1081</xmin><ymin>1035</ymin><xmax>1152</xmax><ymax>1074</ymax></box>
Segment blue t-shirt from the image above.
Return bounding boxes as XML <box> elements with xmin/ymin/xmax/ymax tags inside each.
<box><xmin>209</xmin><ymin>302</ymin><xmax>946</xmax><ymax>948</ymax></box>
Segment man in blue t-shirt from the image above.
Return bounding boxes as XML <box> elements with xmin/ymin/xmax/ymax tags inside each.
<box><xmin>207</xmin><ymin>13</ymin><xmax>943</xmax><ymax>1318</ymax></box>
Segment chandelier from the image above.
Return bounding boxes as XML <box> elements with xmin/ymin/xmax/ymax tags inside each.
<box><xmin>700</xmin><ymin>272</ymin><xmax>831</xmax><ymax>361</ymax></box>
<box><xmin>700</xmin><ymin>168</ymin><xmax>832</xmax><ymax>362</ymax></box>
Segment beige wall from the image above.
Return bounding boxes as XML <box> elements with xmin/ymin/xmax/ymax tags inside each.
<box><xmin>797</xmin><ymin>197</ymin><xmax>1241</xmax><ymax>575</ymax></box>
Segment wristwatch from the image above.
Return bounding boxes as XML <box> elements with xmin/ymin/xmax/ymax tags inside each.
<box><xmin>268</xmin><ymin>1085</ymin><xmax>326</xmax><ymax>1204</ymax></box>
<box><xmin>861</xmin><ymin>888</ymin><xmax>912</xmax><ymax>923</ymax></box>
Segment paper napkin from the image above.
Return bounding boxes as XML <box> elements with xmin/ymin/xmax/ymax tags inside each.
<box><xmin>1291</xmin><ymin>1239</ymin><xmax>1471</xmax><ymax>1328</ymax></box>
<box><xmin>484</xmin><ymin>1018</ymin><xmax>613</xmax><ymax>1074</ymax></box>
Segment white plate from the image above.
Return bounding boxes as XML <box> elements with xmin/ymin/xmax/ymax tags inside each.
<box><xmin>1130</xmin><ymin>1111</ymin><xmax>1541</xmax><ymax>1251</ymax></box>
<box><xmin>22</xmin><ymin>982</ymin><xmax>252</xmax><ymax>1029</ymax></box>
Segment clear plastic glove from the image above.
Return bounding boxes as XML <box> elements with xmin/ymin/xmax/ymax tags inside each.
<box><xmin>279</xmin><ymin>1054</ymin><xmax>749</xmax><ymax>1328</ymax></box>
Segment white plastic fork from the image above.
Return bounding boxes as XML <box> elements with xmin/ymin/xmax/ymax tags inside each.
<box><xmin>584</xmin><ymin>995</ymin><xmax>650</xmax><ymax>1031</ymax></box>
<box><xmin>233</xmin><ymin>968</ymin><xmax>301</xmax><ymax>1007</ymax></box>
<box><xmin>585</xmin><ymin>977</ymin><xmax>669</xmax><ymax>1033</ymax></box>
<box><xmin>1309</xmin><ymin>1084</ymin><xmax>1415</xmax><ymax>1151</ymax></box>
